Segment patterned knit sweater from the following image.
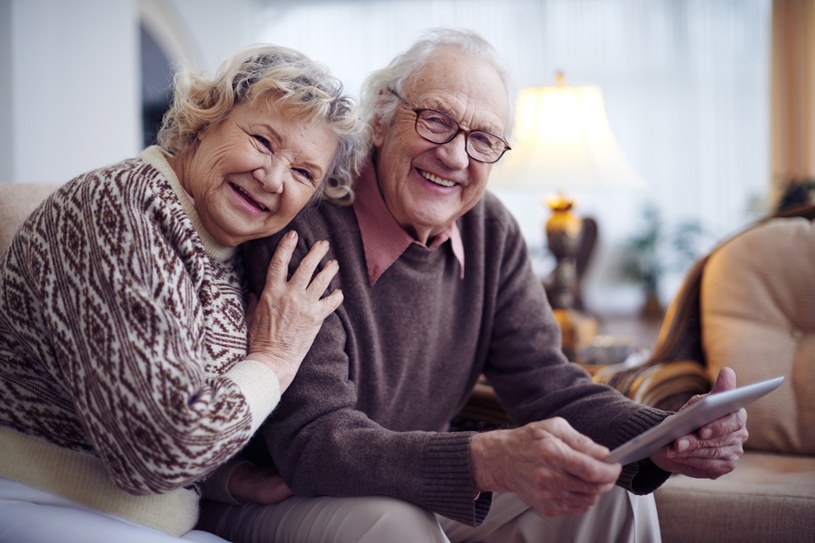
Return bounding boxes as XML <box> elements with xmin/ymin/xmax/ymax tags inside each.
<box><xmin>0</xmin><ymin>147</ymin><xmax>281</xmax><ymax>535</ymax></box>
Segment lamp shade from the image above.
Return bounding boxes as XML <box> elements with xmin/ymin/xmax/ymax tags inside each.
<box><xmin>492</xmin><ymin>79</ymin><xmax>646</xmax><ymax>191</ymax></box>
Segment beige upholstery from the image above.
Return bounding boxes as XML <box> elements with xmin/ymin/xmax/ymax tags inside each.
<box><xmin>656</xmin><ymin>452</ymin><xmax>815</xmax><ymax>543</ymax></box>
<box><xmin>0</xmin><ymin>183</ymin><xmax>61</xmax><ymax>256</ymax></box>
<box><xmin>702</xmin><ymin>218</ymin><xmax>815</xmax><ymax>454</ymax></box>
<box><xmin>595</xmin><ymin>211</ymin><xmax>815</xmax><ymax>543</ymax></box>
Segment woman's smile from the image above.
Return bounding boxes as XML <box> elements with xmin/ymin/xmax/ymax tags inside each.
<box><xmin>229</xmin><ymin>181</ymin><xmax>269</xmax><ymax>213</ymax></box>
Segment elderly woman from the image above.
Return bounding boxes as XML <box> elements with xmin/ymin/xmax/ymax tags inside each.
<box><xmin>0</xmin><ymin>44</ymin><xmax>365</xmax><ymax>542</ymax></box>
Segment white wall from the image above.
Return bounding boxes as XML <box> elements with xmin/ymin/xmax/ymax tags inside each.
<box><xmin>2</xmin><ymin>0</ymin><xmax>141</xmax><ymax>183</ymax></box>
<box><xmin>0</xmin><ymin>0</ymin><xmax>772</xmax><ymax>314</ymax></box>
<box><xmin>0</xmin><ymin>0</ymin><xmax>12</xmax><ymax>181</ymax></box>
<box><xmin>0</xmin><ymin>0</ymin><xmax>276</xmax><ymax>183</ymax></box>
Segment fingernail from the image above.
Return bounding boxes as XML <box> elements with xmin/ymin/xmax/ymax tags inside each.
<box><xmin>700</xmin><ymin>428</ymin><xmax>713</xmax><ymax>440</ymax></box>
<box><xmin>286</xmin><ymin>231</ymin><xmax>297</xmax><ymax>240</ymax></box>
<box><xmin>676</xmin><ymin>439</ymin><xmax>689</xmax><ymax>452</ymax></box>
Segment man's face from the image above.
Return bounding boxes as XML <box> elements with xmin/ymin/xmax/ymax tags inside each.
<box><xmin>372</xmin><ymin>47</ymin><xmax>509</xmax><ymax>244</ymax></box>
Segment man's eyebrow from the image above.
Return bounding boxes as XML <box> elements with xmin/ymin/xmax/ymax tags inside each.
<box><xmin>420</xmin><ymin>98</ymin><xmax>504</xmax><ymax>134</ymax></box>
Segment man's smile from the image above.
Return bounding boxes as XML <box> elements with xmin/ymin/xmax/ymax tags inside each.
<box><xmin>418</xmin><ymin>168</ymin><xmax>457</xmax><ymax>188</ymax></box>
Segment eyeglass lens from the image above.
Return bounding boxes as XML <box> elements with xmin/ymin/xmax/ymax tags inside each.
<box><xmin>415</xmin><ymin>110</ymin><xmax>507</xmax><ymax>163</ymax></box>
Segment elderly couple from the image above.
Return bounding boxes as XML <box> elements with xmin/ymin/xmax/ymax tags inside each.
<box><xmin>0</xmin><ymin>28</ymin><xmax>747</xmax><ymax>543</ymax></box>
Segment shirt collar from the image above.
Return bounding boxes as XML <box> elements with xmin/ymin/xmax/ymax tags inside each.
<box><xmin>354</xmin><ymin>157</ymin><xmax>465</xmax><ymax>286</ymax></box>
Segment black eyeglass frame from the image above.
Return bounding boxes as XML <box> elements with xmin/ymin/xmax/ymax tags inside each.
<box><xmin>387</xmin><ymin>88</ymin><xmax>511</xmax><ymax>164</ymax></box>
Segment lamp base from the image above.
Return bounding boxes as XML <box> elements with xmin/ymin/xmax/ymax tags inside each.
<box><xmin>545</xmin><ymin>194</ymin><xmax>583</xmax><ymax>310</ymax></box>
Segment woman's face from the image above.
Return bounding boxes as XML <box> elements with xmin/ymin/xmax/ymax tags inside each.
<box><xmin>178</xmin><ymin>99</ymin><xmax>338</xmax><ymax>247</ymax></box>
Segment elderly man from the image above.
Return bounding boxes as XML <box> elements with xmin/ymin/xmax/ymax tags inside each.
<box><xmin>199</xmin><ymin>29</ymin><xmax>747</xmax><ymax>543</ymax></box>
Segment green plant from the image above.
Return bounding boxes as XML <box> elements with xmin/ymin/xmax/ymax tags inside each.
<box><xmin>620</xmin><ymin>203</ymin><xmax>710</xmax><ymax>314</ymax></box>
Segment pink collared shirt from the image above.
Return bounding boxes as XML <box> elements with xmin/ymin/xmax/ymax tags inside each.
<box><xmin>353</xmin><ymin>160</ymin><xmax>465</xmax><ymax>286</ymax></box>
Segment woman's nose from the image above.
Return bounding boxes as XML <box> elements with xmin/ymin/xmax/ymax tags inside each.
<box><xmin>254</xmin><ymin>160</ymin><xmax>284</xmax><ymax>193</ymax></box>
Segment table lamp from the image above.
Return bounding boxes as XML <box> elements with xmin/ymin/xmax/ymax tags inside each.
<box><xmin>492</xmin><ymin>73</ymin><xmax>646</xmax><ymax>356</ymax></box>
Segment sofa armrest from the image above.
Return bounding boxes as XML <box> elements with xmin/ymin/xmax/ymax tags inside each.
<box><xmin>593</xmin><ymin>359</ymin><xmax>711</xmax><ymax>412</ymax></box>
<box><xmin>0</xmin><ymin>182</ymin><xmax>61</xmax><ymax>256</ymax></box>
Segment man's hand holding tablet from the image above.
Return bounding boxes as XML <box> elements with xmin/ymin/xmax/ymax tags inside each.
<box><xmin>610</xmin><ymin>367</ymin><xmax>771</xmax><ymax>480</ymax></box>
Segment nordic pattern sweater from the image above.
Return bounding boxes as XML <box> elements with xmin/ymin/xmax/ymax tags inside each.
<box><xmin>241</xmin><ymin>161</ymin><xmax>671</xmax><ymax>526</ymax></box>
<box><xmin>0</xmin><ymin>147</ymin><xmax>281</xmax><ymax>535</ymax></box>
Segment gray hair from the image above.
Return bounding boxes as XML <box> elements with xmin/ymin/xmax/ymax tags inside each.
<box><xmin>360</xmin><ymin>28</ymin><xmax>514</xmax><ymax>138</ymax></box>
<box><xmin>158</xmin><ymin>44</ymin><xmax>368</xmax><ymax>203</ymax></box>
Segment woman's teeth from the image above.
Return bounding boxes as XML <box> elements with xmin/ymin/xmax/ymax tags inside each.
<box><xmin>231</xmin><ymin>183</ymin><xmax>268</xmax><ymax>211</ymax></box>
<box><xmin>421</xmin><ymin>170</ymin><xmax>456</xmax><ymax>188</ymax></box>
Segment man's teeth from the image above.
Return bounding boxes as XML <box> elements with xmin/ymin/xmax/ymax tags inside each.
<box><xmin>421</xmin><ymin>171</ymin><xmax>456</xmax><ymax>187</ymax></box>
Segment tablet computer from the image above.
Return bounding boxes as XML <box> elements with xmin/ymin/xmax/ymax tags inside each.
<box><xmin>606</xmin><ymin>375</ymin><xmax>784</xmax><ymax>465</ymax></box>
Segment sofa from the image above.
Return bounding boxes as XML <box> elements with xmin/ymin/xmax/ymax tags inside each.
<box><xmin>595</xmin><ymin>205</ymin><xmax>815</xmax><ymax>542</ymax></box>
<box><xmin>0</xmin><ymin>182</ymin><xmax>62</xmax><ymax>255</ymax></box>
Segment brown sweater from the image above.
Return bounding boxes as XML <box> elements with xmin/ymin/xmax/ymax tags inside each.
<box><xmin>242</xmin><ymin>168</ymin><xmax>671</xmax><ymax>526</ymax></box>
<box><xmin>0</xmin><ymin>147</ymin><xmax>281</xmax><ymax>535</ymax></box>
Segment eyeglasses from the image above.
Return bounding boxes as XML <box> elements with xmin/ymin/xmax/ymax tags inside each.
<box><xmin>388</xmin><ymin>89</ymin><xmax>511</xmax><ymax>164</ymax></box>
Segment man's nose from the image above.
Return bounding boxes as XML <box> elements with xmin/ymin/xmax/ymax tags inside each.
<box><xmin>436</xmin><ymin>131</ymin><xmax>470</xmax><ymax>169</ymax></box>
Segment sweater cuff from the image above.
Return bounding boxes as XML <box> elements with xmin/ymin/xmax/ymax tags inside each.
<box><xmin>200</xmin><ymin>458</ymin><xmax>254</xmax><ymax>505</ymax></box>
<box><xmin>225</xmin><ymin>359</ymin><xmax>281</xmax><ymax>434</ymax></box>
<box><xmin>619</xmin><ymin>458</ymin><xmax>672</xmax><ymax>495</ymax></box>
<box><xmin>611</xmin><ymin>406</ymin><xmax>673</xmax><ymax>494</ymax></box>
<box><xmin>421</xmin><ymin>431</ymin><xmax>490</xmax><ymax>526</ymax></box>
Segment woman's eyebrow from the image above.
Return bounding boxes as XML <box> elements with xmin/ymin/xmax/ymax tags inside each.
<box><xmin>258</xmin><ymin>122</ymin><xmax>327</xmax><ymax>179</ymax></box>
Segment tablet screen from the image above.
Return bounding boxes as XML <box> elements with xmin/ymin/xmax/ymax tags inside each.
<box><xmin>606</xmin><ymin>375</ymin><xmax>784</xmax><ymax>465</ymax></box>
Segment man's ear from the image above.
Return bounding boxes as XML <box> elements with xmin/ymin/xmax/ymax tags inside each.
<box><xmin>371</xmin><ymin>89</ymin><xmax>392</xmax><ymax>147</ymax></box>
<box><xmin>371</xmin><ymin>116</ymin><xmax>385</xmax><ymax>147</ymax></box>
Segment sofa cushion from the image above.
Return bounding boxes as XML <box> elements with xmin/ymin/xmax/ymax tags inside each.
<box><xmin>0</xmin><ymin>183</ymin><xmax>61</xmax><ymax>256</ymax></box>
<box><xmin>655</xmin><ymin>451</ymin><xmax>815</xmax><ymax>543</ymax></box>
<box><xmin>701</xmin><ymin>218</ymin><xmax>815</xmax><ymax>454</ymax></box>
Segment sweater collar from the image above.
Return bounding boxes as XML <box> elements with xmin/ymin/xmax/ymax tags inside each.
<box><xmin>353</xmin><ymin>157</ymin><xmax>465</xmax><ymax>286</ymax></box>
<box><xmin>140</xmin><ymin>146</ymin><xmax>236</xmax><ymax>262</ymax></box>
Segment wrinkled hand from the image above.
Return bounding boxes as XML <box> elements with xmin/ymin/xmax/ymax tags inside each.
<box><xmin>470</xmin><ymin>418</ymin><xmax>621</xmax><ymax>516</ymax></box>
<box><xmin>650</xmin><ymin>367</ymin><xmax>748</xmax><ymax>479</ymax></box>
<box><xmin>247</xmin><ymin>231</ymin><xmax>343</xmax><ymax>392</ymax></box>
<box><xmin>229</xmin><ymin>462</ymin><xmax>294</xmax><ymax>505</ymax></box>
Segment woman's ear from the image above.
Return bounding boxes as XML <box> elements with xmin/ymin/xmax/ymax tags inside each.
<box><xmin>197</xmin><ymin>124</ymin><xmax>209</xmax><ymax>142</ymax></box>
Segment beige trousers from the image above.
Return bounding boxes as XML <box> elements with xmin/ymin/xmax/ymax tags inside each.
<box><xmin>198</xmin><ymin>486</ymin><xmax>661</xmax><ymax>543</ymax></box>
